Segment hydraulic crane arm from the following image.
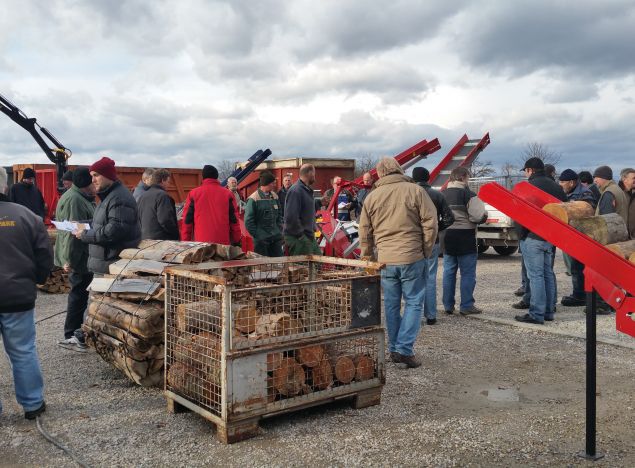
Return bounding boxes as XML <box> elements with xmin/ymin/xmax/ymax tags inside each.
<box><xmin>0</xmin><ymin>93</ymin><xmax>71</xmax><ymax>193</ymax></box>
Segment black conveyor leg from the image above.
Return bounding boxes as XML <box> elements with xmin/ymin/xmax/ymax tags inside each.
<box><xmin>579</xmin><ymin>290</ymin><xmax>604</xmax><ymax>460</ymax></box>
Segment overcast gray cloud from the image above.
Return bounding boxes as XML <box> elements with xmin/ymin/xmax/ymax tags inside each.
<box><xmin>452</xmin><ymin>1</ymin><xmax>635</xmax><ymax>79</ymax></box>
<box><xmin>1</xmin><ymin>0</ymin><xmax>634</xmax><ymax>176</ymax></box>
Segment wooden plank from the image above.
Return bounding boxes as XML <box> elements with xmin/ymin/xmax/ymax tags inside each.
<box><xmin>109</xmin><ymin>259</ymin><xmax>170</xmax><ymax>276</ymax></box>
<box><xmin>88</xmin><ymin>277</ymin><xmax>160</xmax><ymax>295</ymax></box>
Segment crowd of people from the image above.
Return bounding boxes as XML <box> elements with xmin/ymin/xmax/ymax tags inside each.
<box><xmin>1</xmin><ymin>154</ymin><xmax>634</xmax><ymax>419</ymax></box>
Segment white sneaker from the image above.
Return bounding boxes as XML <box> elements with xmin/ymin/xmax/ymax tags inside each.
<box><xmin>57</xmin><ymin>336</ymin><xmax>88</xmax><ymax>353</ymax></box>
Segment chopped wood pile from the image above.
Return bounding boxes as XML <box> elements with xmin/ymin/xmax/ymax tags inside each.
<box><xmin>37</xmin><ymin>268</ymin><xmax>71</xmax><ymax>294</ymax></box>
<box><xmin>83</xmin><ymin>240</ymin><xmax>254</xmax><ymax>387</ymax></box>
<box><xmin>266</xmin><ymin>343</ymin><xmax>376</xmax><ymax>401</ymax></box>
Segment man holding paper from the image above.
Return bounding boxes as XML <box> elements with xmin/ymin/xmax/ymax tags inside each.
<box><xmin>54</xmin><ymin>167</ymin><xmax>96</xmax><ymax>351</ymax></box>
<box><xmin>74</xmin><ymin>157</ymin><xmax>140</xmax><ymax>273</ymax></box>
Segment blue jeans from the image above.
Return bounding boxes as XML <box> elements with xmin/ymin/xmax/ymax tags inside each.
<box><xmin>423</xmin><ymin>243</ymin><xmax>440</xmax><ymax>320</ymax></box>
<box><xmin>381</xmin><ymin>257</ymin><xmax>427</xmax><ymax>356</ymax></box>
<box><xmin>0</xmin><ymin>309</ymin><xmax>45</xmax><ymax>414</ymax></box>
<box><xmin>442</xmin><ymin>253</ymin><xmax>478</xmax><ymax>311</ymax></box>
<box><xmin>522</xmin><ymin>246</ymin><xmax>557</xmax><ymax>307</ymax></box>
<box><xmin>520</xmin><ymin>238</ymin><xmax>556</xmax><ymax>322</ymax></box>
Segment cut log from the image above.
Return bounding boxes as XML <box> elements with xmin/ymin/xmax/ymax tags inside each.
<box><xmin>234</xmin><ymin>305</ymin><xmax>260</xmax><ymax>334</ymax></box>
<box><xmin>310</xmin><ymin>358</ymin><xmax>333</xmax><ymax>390</ymax></box>
<box><xmin>333</xmin><ymin>356</ymin><xmax>355</xmax><ymax>384</ymax></box>
<box><xmin>629</xmin><ymin>252</ymin><xmax>635</xmax><ymax>265</ymax></box>
<box><xmin>543</xmin><ymin>201</ymin><xmax>594</xmax><ymax>224</ymax></box>
<box><xmin>272</xmin><ymin>357</ymin><xmax>306</xmax><ymax>396</ymax></box>
<box><xmin>175</xmin><ymin>300</ymin><xmax>221</xmax><ymax>334</ymax></box>
<box><xmin>88</xmin><ymin>296</ymin><xmax>163</xmax><ymax>340</ymax></box>
<box><xmin>296</xmin><ymin>345</ymin><xmax>325</xmax><ymax>368</ymax></box>
<box><xmin>84</xmin><ymin>315</ymin><xmax>163</xmax><ymax>348</ymax></box>
<box><xmin>606</xmin><ymin>240</ymin><xmax>635</xmax><ymax>259</ymax></box>
<box><xmin>354</xmin><ymin>355</ymin><xmax>375</xmax><ymax>382</ymax></box>
<box><xmin>569</xmin><ymin>213</ymin><xmax>629</xmax><ymax>245</ymax></box>
<box><xmin>84</xmin><ymin>326</ymin><xmax>162</xmax><ymax>361</ymax></box>
<box><xmin>167</xmin><ymin>362</ymin><xmax>217</xmax><ymax>402</ymax></box>
<box><xmin>191</xmin><ymin>331</ymin><xmax>221</xmax><ymax>385</ymax></box>
<box><xmin>255</xmin><ymin>313</ymin><xmax>304</xmax><ymax>337</ymax></box>
<box><xmin>84</xmin><ymin>326</ymin><xmax>162</xmax><ymax>387</ymax></box>
<box><xmin>120</xmin><ymin>240</ymin><xmax>214</xmax><ymax>264</ymax></box>
<box><xmin>267</xmin><ymin>351</ymin><xmax>284</xmax><ymax>372</ymax></box>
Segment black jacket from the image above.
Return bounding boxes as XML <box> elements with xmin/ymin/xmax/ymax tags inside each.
<box><xmin>283</xmin><ymin>179</ymin><xmax>316</xmax><ymax>238</ymax></box>
<box><xmin>137</xmin><ymin>185</ymin><xmax>179</xmax><ymax>241</ymax></box>
<box><xmin>81</xmin><ymin>180</ymin><xmax>141</xmax><ymax>273</ymax></box>
<box><xmin>416</xmin><ymin>182</ymin><xmax>455</xmax><ymax>238</ymax></box>
<box><xmin>0</xmin><ymin>194</ymin><xmax>53</xmax><ymax>313</ymax></box>
<box><xmin>516</xmin><ymin>171</ymin><xmax>567</xmax><ymax>241</ymax></box>
<box><xmin>9</xmin><ymin>182</ymin><xmax>46</xmax><ymax>218</ymax></box>
<box><xmin>278</xmin><ymin>187</ymin><xmax>289</xmax><ymax>218</ymax></box>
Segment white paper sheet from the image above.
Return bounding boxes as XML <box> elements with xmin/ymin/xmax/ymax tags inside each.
<box><xmin>52</xmin><ymin>220</ymin><xmax>91</xmax><ymax>232</ymax></box>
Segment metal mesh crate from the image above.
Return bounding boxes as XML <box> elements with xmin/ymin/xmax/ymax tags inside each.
<box><xmin>165</xmin><ymin>256</ymin><xmax>382</xmax><ymax>351</ymax></box>
<box><xmin>164</xmin><ymin>256</ymin><xmax>384</xmax><ymax>443</ymax></box>
<box><xmin>165</xmin><ymin>329</ymin><xmax>384</xmax><ymax>443</ymax></box>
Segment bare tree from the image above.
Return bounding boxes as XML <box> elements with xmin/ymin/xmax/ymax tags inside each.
<box><xmin>519</xmin><ymin>142</ymin><xmax>562</xmax><ymax>167</ymax></box>
<box><xmin>354</xmin><ymin>153</ymin><xmax>378</xmax><ymax>178</ymax></box>
<box><xmin>500</xmin><ymin>161</ymin><xmax>517</xmax><ymax>177</ymax></box>
<box><xmin>470</xmin><ymin>158</ymin><xmax>496</xmax><ymax>178</ymax></box>
<box><xmin>217</xmin><ymin>160</ymin><xmax>238</xmax><ymax>182</ymax></box>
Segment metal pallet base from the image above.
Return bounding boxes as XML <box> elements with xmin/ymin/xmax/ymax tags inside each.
<box><xmin>166</xmin><ymin>385</ymin><xmax>383</xmax><ymax>444</ymax></box>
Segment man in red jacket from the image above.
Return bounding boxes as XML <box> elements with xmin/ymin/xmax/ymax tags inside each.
<box><xmin>181</xmin><ymin>165</ymin><xmax>242</xmax><ymax>245</ymax></box>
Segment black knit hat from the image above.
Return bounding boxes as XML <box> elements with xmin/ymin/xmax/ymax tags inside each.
<box><xmin>62</xmin><ymin>170</ymin><xmax>74</xmax><ymax>181</ymax></box>
<box><xmin>558</xmin><ymin>169</ymin><xmax>578</xmax><ymax>181</ymax></box>
<box><xmin>521</xmin><ymin>157</ymin><xmax>544</xmax><ymax>171</ymax></box>
<box><xmin>72</xmin><ymin>167</ymin><xmax>93</xmax><ymax>188</ymax></box>
<box><xmin>593</xmin><ymin>165</ymin><xmax>613</xmax><ymax>180</ymax></box>
<box><xmin>259</xmin><ymin>171</ymin><xmax>275</xmax><ymax>186</ymax></box>
<box><xmin>202</xmin><ymin>165</ymin><xmax>219</xmax><ymax>180</ymax></box>
<box><xmin>22</xmin><ymin>167</ymin><xmax>36</xmax><ymax>179</ymax></box>
<box><xmin>412</xmin><ymin>167</ymin><xmax>430</xmax><ymax>183</ymax></box>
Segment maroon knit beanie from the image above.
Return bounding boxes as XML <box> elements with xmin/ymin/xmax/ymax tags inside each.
<box><xmin>89</xmin><ymin>156</ymin><xmax>118</xmax><ymax>181</ymax></box>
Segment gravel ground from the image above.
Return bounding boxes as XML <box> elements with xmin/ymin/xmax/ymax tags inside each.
<box><xmin>471</xmin><ymin>250</ymin><xmax>633</xmax><ymax>347</ymax></box>
<box><xmin>1</xmin><ymin>252</ymin><xmax>634</xmax><ymax>467</ymax></box>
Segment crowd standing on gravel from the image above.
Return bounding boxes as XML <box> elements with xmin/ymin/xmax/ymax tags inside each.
<box><xmin>2</xmin><ymin>153</ymin><xmax>634</xmax><ymax>423</ymax></box>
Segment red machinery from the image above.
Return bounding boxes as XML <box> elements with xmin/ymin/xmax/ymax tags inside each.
<box><xmin>317</xmin><ymin>138</ymin><xmax>442</xmax><ymax>258</ymax></box>
<box><xmin>429</xmin><ymin>133</ymin><xmax>490</xmax><ymax>190</ymax></box>
<box><xmin>479</xmin><ymin>181</ymin><xmax>635</xmax><ymax>459</ymax></box>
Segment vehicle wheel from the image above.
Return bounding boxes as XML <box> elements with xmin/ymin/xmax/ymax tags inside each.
<box><xmin>493</xmin><ymin>245</ymin><xmax>518</xmax><ymax>256</ymax></box>
<box><xmin>477</xmin><ymin>240</ymin><xmax>489</xmax><ymax>254</ymax></box>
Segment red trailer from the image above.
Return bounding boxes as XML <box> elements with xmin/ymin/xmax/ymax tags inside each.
<box><xmin>237</xmin><ymin>157</ymin><xmax>356</xmax><ymax>199</ymax></box>
<box><xmin>13</xmin><ymin>163</ymin><xmax>203</xmax><ymax>222</ymax></box>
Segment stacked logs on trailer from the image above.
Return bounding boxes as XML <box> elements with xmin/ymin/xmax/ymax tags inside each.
<box><xmin>543</xmin><ymin>202</ymin><xmax>629</xmax><ymax>245</ymax></box>
<box><xmin>83</xmin><ymin>240</ymin><xmax>254</xmax><ymax>387</ymax></box>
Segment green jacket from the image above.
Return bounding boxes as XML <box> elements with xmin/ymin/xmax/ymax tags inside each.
<box><xmin>54</xmin><ymin>185</ymin><xmax>95</xmax><ymax>273</ymax></box>
<box><xmin>244</xmin><ymin>189</ymin><xmax>283</xmax><ymax>242</ymax></box>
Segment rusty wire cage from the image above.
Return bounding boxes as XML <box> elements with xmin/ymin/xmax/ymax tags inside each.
<box><xmin>164</xmin><ymin>256</ymin><xmax>385</xmax><ymax>443</ymax></box>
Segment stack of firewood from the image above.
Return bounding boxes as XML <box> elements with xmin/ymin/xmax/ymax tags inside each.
<box><xmin>266</xmin><ymin>343</ymin><xmax>375</xmax><ymax>402</ymax></box>
<box><xmin>83</xmin><ymin>240</ymin><xmax>255</xmax><ymax>387</ymax></box>
<box><xmin>37</xmin><ymin>268</ymin><xmax>71</xmax><ymax>294</ymax></box>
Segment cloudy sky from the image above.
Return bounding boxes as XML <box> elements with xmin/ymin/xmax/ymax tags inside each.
<box><xmin>1</xmin><ymin>0</ymin><xmax>634</xmax><ymax>174</ymax></box>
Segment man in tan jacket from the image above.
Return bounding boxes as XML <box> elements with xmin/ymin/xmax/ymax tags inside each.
<box><xmin>359</xmin><ymin>157</ymin><xmax>438</xmax><ymax>368</ymax></box>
